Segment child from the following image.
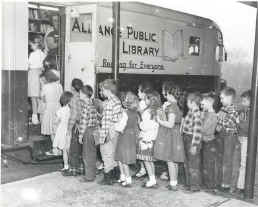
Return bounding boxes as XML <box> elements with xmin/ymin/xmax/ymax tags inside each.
<box><xmin>237</xmin><ymin>90</ymin><xmax>251</xmax><ymax>192</ymax></box>
<box><xmin>135</xmin><ymin>82</ymin><xmax>153</xmax><ymax>179</ymax></box>
<box><xmin>154</xmin><ymin>81</ymin><xmax>185</xmax><ymax>191</ymax></box>
<box><xmin>182</xmin><ymin>92</ymin><xmax>202</xmax><ymax>192</ymax></box>
<box><xmin>115</xmin><ymin>92</ymin><xmax>139</xmax><ymax>187</ymax></box>
<box><xmin>99</xmin><ymin>79</ymin><xmax>123</xmax><ymax>185</ymax></box>
<box><xmin>28</xmin><ymin>36</ymin><xmax>46</xmax><ymax>124</ymax></box>
<box><xmin>62</xmin><ymin>79</ymin><xmax>84</xmax><ymax>176</ymax></box>
<box><xmin>78</xmin><ymin>85</ymin><xmax>100</xmax><ymax>182</ymax></box>
<box><xmin>137</xmin><ymin>91</ymin><xmax>160</xmax><ymax>188</ymax></box>
<box><xmin>52</xmin><ymin>91</ymin><xmax>73</xmax><ymax>171</ymax></box>
<box><xmin>200</xmin><ymin>94</ymin><xmax>218</xmax><ymax>191</ymax></box>
<box><xmin>216</xmin><ymin>87</ymin><xmax>240</xmax><ymax>193</ymax></box>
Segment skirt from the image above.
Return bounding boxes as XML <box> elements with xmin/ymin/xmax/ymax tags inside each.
<box><xmin>28</xmin><ymin>68</ymin><xmax>41</xmax><ymax>97</ymax></box>
<box><xmin>137</xmin><ymin>140</ymin><xmax>155</xmax><ymax>162</ymax></box>
<box><xmin>115</xmin><ymin>130</ymin><xmax>137</xmax><ymax>164</ymax></box>
<box><xmin>154</xmin><ymin>125</ymin><xmax>185</xmax><ymax>163</ymax></box>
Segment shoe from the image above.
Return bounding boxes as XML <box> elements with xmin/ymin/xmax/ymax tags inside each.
<box><xmin>166</xmin><ymin>185</ymin><xmax>178</xmax><ymax>191</ymax></box>
<box><xmin>160</xmin><ymin>172</ymin><xmax>169</xmax><ymax>180</ymax></box>
<box><xmin>219</xmin><ymin>186</ymin><xmax>230</xmax><ymax>193</ymax></box>
<box><xmin>32</xmin><ymin>114</ymin><xmax>39</xmax><ymax>125</ymax></box>
<box><xmin>79</xmin><ymin>177</ymin><xmax>95</xmax><ymax>183</ymax></box>
<box><xmin>135</xmin><ymin>170</ymin><xmax>147</xmax><ymax>179</ymax></box>
<box><xmin>98</xmin><ymin>171</ymin><xmax>113</xmax><ymax>185</ymax></box>
<box><xmin>111</xmin><ymin>167</ymin><xmax>120</xmax><ymax>182</ymax></box>
<box><xmin>121</xmin><ymin>181</ymin><xmax>132</xmax><ymax>188</ymax></box>
<box><xmin>190</xmin><ymin>186</ymin><xmax>201</xmax><ymax>192</ymax></box>
<box><xmin>142</xmin><ymin>180</ymin><xmax>158</xmax><ymax>189</ymax></box>
<box><xmin>62</xmin><ymin>170</ymin><xmax>77</xmax><ymax>177</ymax></box>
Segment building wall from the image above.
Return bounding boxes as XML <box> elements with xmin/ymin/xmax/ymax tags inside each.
<box><xmin>2</xmin><ymin>2</ymin><xmax>28</xmax><ymax>145</ymax></box>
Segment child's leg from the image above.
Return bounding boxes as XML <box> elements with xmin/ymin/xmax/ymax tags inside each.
<box><xmin>184</xmin><ymin>134</ymin><xmax>201</xmax><ymax>190</ymax></box>
<box><xmin>168</xmin><ymin>162</ymin><xmax>178</xmax><ymax>186</ymax></box>
<box><xmin>237</xmin><ymin>137</ymin><xmax>248</xmax><ymax>190</ymax></box>
<box><xmin>222</xmin><ymin>132</ymin><xmax>237</xmax><ymax>188</ymax></box>
<box><xmin>63</xmin><ymin>149</ymin><xmax>69</xmax><ymax>170</ymax></box>
<box><xmin>136</xmin><ymin>162</ymin><xmax>146</xmax><ymax>177</ymax></box>
<box><xmin>118</xmin><ymin>161</ymin><xmax>126</xmax><ymax>182</ymax></box>
<box><xmin>203</xmin><ymin>141</ymin><xmax>216</xmax><ymax>189</ymax></box>
<box><xmin>123</xmin><ymin>164</ymin><xmax>132</xmax><ymax>184</ymax></box>
<box><xmin>144</xmin><ymin>161</ymin><xmax>156</xmax><ymax>186</ymax></box>
<box><xmin>31</xmin><ymin>97</ymin><xmax>39</xmax><ymax>124</ymax></box>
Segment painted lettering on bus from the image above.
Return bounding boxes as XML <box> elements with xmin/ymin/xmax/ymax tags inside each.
<box><xmin>72</xmin><ymin>18</ymin><xmax>92</xmax><ymax>33</ymax></box>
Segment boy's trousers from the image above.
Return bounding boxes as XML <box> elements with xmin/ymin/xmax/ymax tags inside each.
<box><xmin>218</xmin><ymin>130</ymin><xmax>241</xmax><ymax>188</ymax></box>
<box><xmin>183</xmin><ymin>134</ymin><xmax>201</xmax><ymax>188</ymax></box>
<box><xmin>100</xmin><ymin>126</ymin><xmax>119</xmax><ymax>173</ymax></box>
<box><xmin>82</xmin><ymin>127</ymin><xmax>98</xmax><ymax>180</ymax></box>
<box><xmin>202</xmin><ymin>139</ymin><xmax>218</xmax><ymax>189</ymax></box>
<box><xmin>69</xmin><ymin>126</ymin><xmax>84</xmax><ymax>173</ymax></box>
<box><xmin>237</xmin><ymin>136</ymin><xmax>248</xmax><ymax>189</ymax></box>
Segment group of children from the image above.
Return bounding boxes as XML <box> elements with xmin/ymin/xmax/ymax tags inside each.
<box><xmin>51</xmin><ymin>78</ymin><xmax>251</xmax><ymax>195</ymax></box>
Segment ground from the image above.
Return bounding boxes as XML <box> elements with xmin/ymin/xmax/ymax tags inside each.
<box><xmin>2</xmin><ymin>172</ymin><xmax>257</xmax><ymax>207</ymax></box>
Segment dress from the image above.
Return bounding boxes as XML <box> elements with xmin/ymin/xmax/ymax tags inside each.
<box><xmin>28</xmin><ymin>49</ymin><xmax>46</xmax><ymax>97</ymax></box>
<box><xmin>115</xmin><ymin>110</ymin><xmax>139</xmax><ymax>164</ymax></box>
<box><xmin>53</xmin><ymin>105</ymin><xmax>71</xmax><ymax>150</ymax></box>
<box><xmin>41</xmin><ymin>82</ymin><xmax>63</xmax><ymax>135</ymax></box>
<box><xmin>137</xmin><ymin>109</ymin><xmax>159</xmax><ymax>161</ymax></box>
<box><xmin>154</xmin><ymin>102</ymin><xmax>185</xmax><ymax>162</ymax></box>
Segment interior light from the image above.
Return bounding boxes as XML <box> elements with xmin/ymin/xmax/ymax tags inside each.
<box><xmin>39</xmin><ymin>5</ymin><xmax>59</xmax><ymax>11</ymax></box>
<box><xmin>70</xmin><ymin>8</ymin><xmax>79</xmax><ymax>18</ymax></box>
<box><xmin>108</xmin><ymin>17</ymin><xmax>114</xmax><ymax>23</ymax></box>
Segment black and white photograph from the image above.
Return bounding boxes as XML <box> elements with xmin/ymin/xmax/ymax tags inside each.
<box><xmin>1</xmin><ymin>0</ymin><xmax>258</xmax><ymax>206</ymax></box>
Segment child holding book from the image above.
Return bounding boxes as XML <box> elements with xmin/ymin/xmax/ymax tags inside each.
<box><xmin>137</xmin><ymin>91</ymin><xmax>161</xmax><ymax>188</ymax></box>
<box><xmin>115</xmin><ymin>92</ymin><xmax>140</xmax><ymax>187</ymax></box>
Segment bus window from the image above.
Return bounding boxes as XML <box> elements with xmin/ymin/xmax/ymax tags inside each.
<box><xmin>162</xmin><ymin>29</ymin><xmax>184</xmax><ymax>61</ymax></box>
<box><xmin>216</xmin><ymin>45</ymin><xmax>223</xmax><ymax>62</ymax></box>
<box><xmin>189</xmin><ymin>36</ymin><xmax>200</xmax><ymax>56</ymax></box>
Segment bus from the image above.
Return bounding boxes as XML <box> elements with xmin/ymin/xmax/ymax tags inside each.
<box><xmin>1</xmin><ymin>1</ymin><xmax>226</xmax><ymax>160</ymax></box>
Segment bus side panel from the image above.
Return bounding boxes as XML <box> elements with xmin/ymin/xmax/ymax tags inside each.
<box><xmin>2</xmin><ymin>2</ymin><xmax>28</xmax><ymax>145</ymax></box>
<box><xmin>64</xmin><ymin>5</ymin><xmax>97</xmax><ymax>91</ymax></box>
<box><xmin>95</xmin><ymin>5</ymin><xmax>220</xmax><ymax>77</ymax></box>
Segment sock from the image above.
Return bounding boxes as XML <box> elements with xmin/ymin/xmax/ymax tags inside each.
<box><xmin>149</xmin><ymin>175</ymin><xmax>156</xmax><ymax>183</ymax></box>
<box><xmin>120</xmin><ymin>174</ymin><xmax>126</xmax><ymax>181</ymax></box>
<box><xmin>126</xmin><ymin>176</ymin><xmax>132</xmax><ymax>184</ymax></box>
<box><xmin>64</xmin><ymin>164</ymin><xmax>69</xmax><ymax>170</ymax></box>
<box><xmin>170</xmin><ymin>180</ymin><xmax>178</xmax><ymax>186</ymax></box>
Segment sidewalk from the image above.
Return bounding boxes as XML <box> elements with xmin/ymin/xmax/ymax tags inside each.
<box><xmin>1</xmin><ymin>172</ymin><xmax>257</xmax><ymax>207</ymax></box>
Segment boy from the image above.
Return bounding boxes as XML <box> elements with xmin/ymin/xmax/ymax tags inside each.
<box><xmin>237</xmin><ymin>90</ymin><xmax>251</xmax><ymax>192</ymax></box>
<box><xmin>98</xmin><ymin>79</ymin><xmax>123</xmax><ymax>185</ymax></box>
<box><xmin>201</xmin><ymin>95</ymin><xmax>218</xmax><ymax>191</ymax></box>
<box><xmin>216</xmin><ymin>87</ymin><xmax>240</xmax><ymax>193</ymax></box>
<box><xmin>78</xmin><ymin>85</ymin><xmax>100</xmax><ymax>182</ymax></box>
<box><xmin>182</xmin><ymin>92</ymin><xmax>202</xmax><ymax>192</ymax></box>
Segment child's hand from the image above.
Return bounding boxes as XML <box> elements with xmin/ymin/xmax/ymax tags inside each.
<box><xmin>78</xmin><ymin>137</ymin><xmax>83</xmax><ymax>144</ymax></box>
<box><xmin>190</xmin><ymin>146</ymin><xmax>197</xmax><ymax>155</ymax></box>
<box><xmin>216</xmin><ymin>125</ymin><xmax>222</xmax><ymax>132</ymax></box>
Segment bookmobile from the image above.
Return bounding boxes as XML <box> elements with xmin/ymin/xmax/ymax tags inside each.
<box><xmin>1</xmin><ymin>1</ymin><xmax>226</xmax><ymax>162</ymax></box>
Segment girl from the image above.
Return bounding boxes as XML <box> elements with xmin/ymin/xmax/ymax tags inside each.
<box><xmin>28</xmin><ymin>36</ymin><xmax>46</xmax><ymax>124</ymax></box>
<box><xmin>135</xmin><ymin>82</ymin><xmax>153</xmax><ymax>179</ymax></box>
<box><xmin>41</xmin><ymin>70</ymin><xmax>63</xmax><ymax>141</ymax></box>
<box><xmin>137</xmin><ymin>91</ymin><xmax>161</xmax><ymax>188</ymax></box>
<box><xmin>115</xmin><ymin>92</ymin><xmax>139</xmax><ymax>187</ymax></box>
<box><xmin>154</xmin><ymin>82</ymin><xmax>185</xmax><ymax>191</ymax></box>
<box><xmin>52</xmin><ymin>91</ymin><xmax>73</xmax><ymax>171</ymax></box>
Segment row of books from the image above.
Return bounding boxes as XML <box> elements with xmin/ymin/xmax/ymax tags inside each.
<box><xmin>29</xmin><ymin>23</ymin><xmax>50</xmax><ymax>33</ymax></box>
<box><xmin>29</xmin><ymin>8</ymin><xmax>49</xmax><ymax>20</ymax></box>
